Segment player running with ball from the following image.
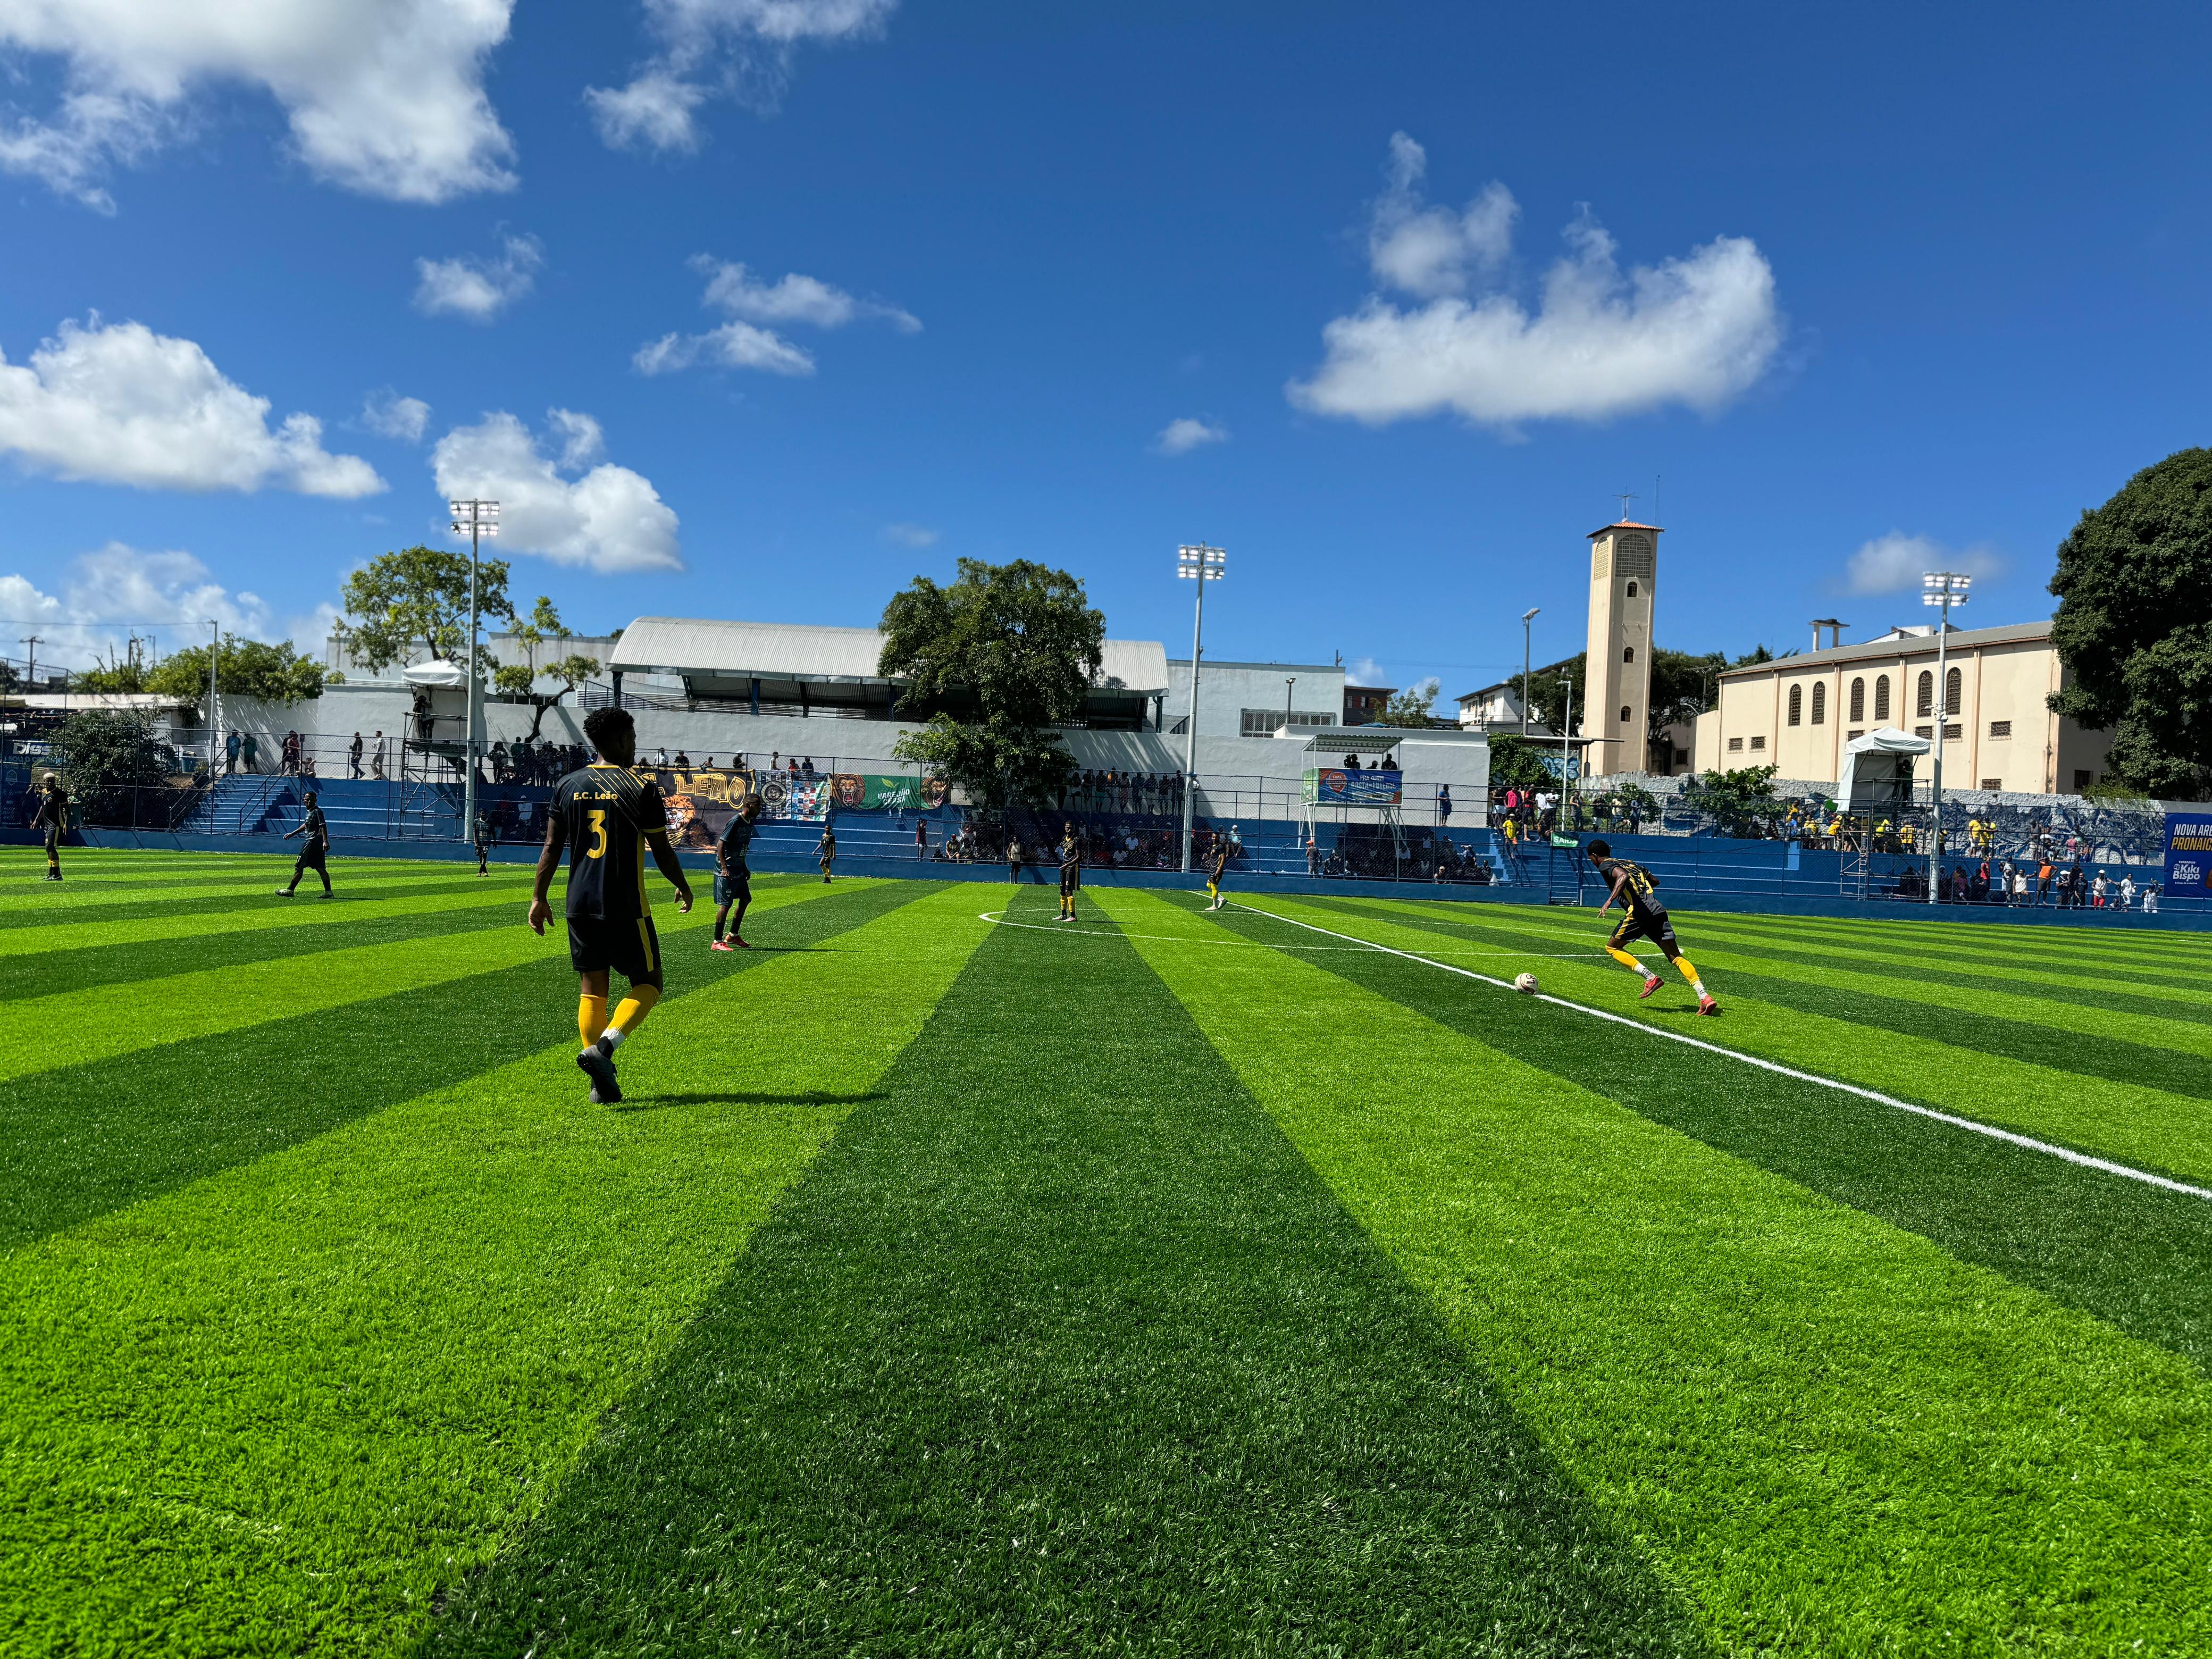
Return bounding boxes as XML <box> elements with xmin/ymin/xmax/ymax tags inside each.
<box><xmin>529</xmin><ymin>707</ymin><xmax>694</xmax><ymax>1104</ymax></box>
<box><xmin>1586</xmin><ymin>839</ymin><xmax>1721</xmax><ymax>1016</ymax></box>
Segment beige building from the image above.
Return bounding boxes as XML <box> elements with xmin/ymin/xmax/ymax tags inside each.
<box><xmin>1690</xmin><ymin>619</ymin><xmax>2112</xmax><ymax>794</ymax></box>
<box><xmin>1580</xmin><ymin>520</ymin><xmax>1661</xmax><ymax>776</ymax></box>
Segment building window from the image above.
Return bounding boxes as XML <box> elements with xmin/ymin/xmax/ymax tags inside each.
<box><xmin>1915</xmin><ymin>725</ymin><xmax>1932</xmax><ymax>739</ymax></box>
<box><xmin>1811</xmin><ymin>682</ymin><xmax>1826</xmax><ymax>725</ymax></box>
<box><xmin>1622</xmin><ymin>646</ymin><xmax>1635</xmax><ymax>663</ymax></box>
<box><xmin>1239</xmin><ymin>708</ymin><xmax>1338</xmax><ymax>738</ymax></box>
<box><xmin>1749</xmin><ymin>735</ymin><xmax>1766</xmax><ymax>751</ymax></box>
<box><xmin>1942</xmin><ymin>723</ymin><xmax>1960</xmax><ymax>740</ymax></box>
<box><xmin>1620</xmin><ymin>705</ymin><xmax>1631</xmax><ymax>723</ymax></box>
<box><xmin>1787</xmin><ymin>685</ymin><xmax>1802</xmax><ymax>726</ymax></box>
<box><xmin>1945</xmin><ymin>665</ymin><xmax>1962</xmax><ymax>716</ymax></box>
<box><xmin>2073</xmin><ymin>769</ymin><xmax>2091</xmax><ymax>791</ymax></box>
<box><xmin>1914</xmin><ymin>671</ymin><xmax>1933</xmax><ymax>718</ymax></box>
<box><xmin>1846</xmin><ymin>728</ymin><xmax>1864</xmax><ymax>740</ymax></box>
<box><xmin>1626</xmin><ymin>580</ymin><xmax>1639</xmax><ymax>598</ymax></box>
<box><xmin>1673</xmin><ymin>747</ymin><xmax>1689</xmax><ymax>764</ymax></box>
<box><xmin>1849</xmin><ymin>677</ymin><xmax>1865</xmax><ymax>722</ymax></box>
<box><xmin>1988</xmin><ymin>719</ymin><xmax>2011</xmax><ymax>739</ymax></box>
<box><xmin>1728</xmin><ymin>736</ymin><xmax>1744</xmax><ymax>752</ymax></box>
<box><xmin>1873</xmin><ymin>675</ymin><xmax>1890</xmax><ymax>720</ymax></box>
<box><xmin>1980</xmin><ymin>777</ymin><xmax>2002</xmax><ymax>790</ymax></box>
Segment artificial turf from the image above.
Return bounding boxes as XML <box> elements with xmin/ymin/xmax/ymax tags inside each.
<box><xmin>4</xmin><ymin>848</ymin><xmax>2211</xmax><ymax>1655</ymax></box>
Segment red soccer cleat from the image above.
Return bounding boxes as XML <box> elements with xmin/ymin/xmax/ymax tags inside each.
<box><xmin>710</xmin><ymin>939</ymin><xmax>734</xmax><ymax>952</ymax></box>
<box><xmin>731</xmin><ymin>936</ymin><xmax>751</xmax><ymax>950</ymax></box>
<box><xmin>1696</xmin><ymin>996</ymin><xmax>1723</xmax><ymax>1017</ymax></box>
<box><xmin>1639</xmin><ymin>975</ymin><xmax>1663</xmax><ymax>1000</ymax></box>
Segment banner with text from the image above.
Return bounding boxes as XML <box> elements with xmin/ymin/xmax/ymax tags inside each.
<box><xmin>2165</xmin><ymin>812</ymin><xmax>2212</xmax><ymax>899</ymax></box>
<box><xmin>1303</xmin><ymin>768</ymin><xmax>1404</xmax><ymax>806</ymax></box>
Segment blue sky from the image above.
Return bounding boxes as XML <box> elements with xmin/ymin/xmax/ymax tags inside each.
<box><xmin>3</xmin><ymin>1</ymin><xmax>2208</xmax><ymax>702</ymax></box>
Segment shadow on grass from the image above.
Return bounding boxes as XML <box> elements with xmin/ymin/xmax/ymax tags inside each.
<box><xmin>614</xmin><ymin>1091</ymin><xmax>885</xmax><ymax>1112</ymax></box>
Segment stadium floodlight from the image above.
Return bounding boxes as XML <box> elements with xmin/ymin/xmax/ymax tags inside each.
<box><xmin>1520</xmin><ymin>607</ymin><xmax>1540</xmax><ymax>737</ymax></box>
<box><xmin>1176</xmin><ymin>543</ymin><xmax>1226</xmax><ymax>872</ymax></box>
<box><xmin>1920</xmin><ymin>572</ymin><xmax>1971</xmax><ymax>905</ymax></box>
<box><xmin>449</xmin><ymin>499</ymin><xmax>501</xmax><ymax>845</ymax></box>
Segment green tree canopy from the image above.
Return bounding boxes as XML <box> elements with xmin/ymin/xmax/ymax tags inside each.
<box><xmin>1486</xmin><ymin>734</ymin><xmax>1561</xmax><ymax>793</ymax></box>
<box><xmin>340</xmin><ymin>545</ymin><xmax>514</xmax><ymax>675</ymax></box>
<box><xmin>2049</xmin><ymin>447</ymin><xmax>2212</xmax><ymax>798</ymax></box>
<box><xmin>1377</xmin><ymin>676</ymin><xmax>1443</xmax><ymax>727</ymax></box>
<box><xmin>145</xmin><ymin>636</ymin><xmax>333</xmax><ymax>706</ymax></box>
<box><xmin>1527</xmin><ymin>653</ymin><xmax>1585</xmax><ymax>737</ymax></box>
<box><xmin>55</xmin><ymin>709</ymin><xmax>179</xmax><ymax>822</ymax></box>
<box><xmin>493</xmin><ymin>597</ymin><xmax>603</xmax><ymax>741</ymax></box>
<box><xmin>1681</xmin><ymin>764</ymin><xmax>1784</xmax><ymax>836</ymax></box>
<box><xmin>878</xmin><ymin>558</ymin><xmax>1105</xmax><ymax>809</ymax></box>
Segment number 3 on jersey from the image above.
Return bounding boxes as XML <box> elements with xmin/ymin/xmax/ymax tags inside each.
<box><xmin>586</xmin><ymin>808</ymin><xmax>608</xmax><ymax>859</ymax></box>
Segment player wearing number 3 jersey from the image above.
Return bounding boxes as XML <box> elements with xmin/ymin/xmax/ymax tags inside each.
<box><xmin>530</xmin><ymin>707</ymin><xmax>694</xmax><ymax>1103</ymax></box>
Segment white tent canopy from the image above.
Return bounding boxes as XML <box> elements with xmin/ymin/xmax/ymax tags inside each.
<box><xmin>402</xmin><ymin>659</ymin><xmax>468</xmax><ymax>690</ymax></box>
<box><xmin>1839</xmin><ymin>726</ymin><xmax>1928</xmax><ymax>810</ymax></box>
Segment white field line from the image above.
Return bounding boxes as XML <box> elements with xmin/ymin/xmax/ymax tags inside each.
<box><xmin>975</xmin><ymin>911</ymin><xmax>1606</xmax><ymax>958</ymax></box>
<box><xmin>1222</xmin><ymin>899</ymin><xmax>2212</xmax><ymax>1204</ymax></box>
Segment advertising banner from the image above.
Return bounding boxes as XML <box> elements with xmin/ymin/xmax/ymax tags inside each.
<box><xmin>828</xmin><ymin>772</ymin><xmax>949</xmax><ymax>812</ymax></box>
<box><xmin>2165</xmin><ymin>812</ymin><xmax>2212</xmax><ymax>900</ymax></box>
<box><xmin>1302</xmin><ymin>768</ymin><xmax>1404</xmax><ymax>806</ymax></box>
<box><xmin>652</xmin><ymin>766</ymin><xmax>946</xmax><ymax>849</ymax></box>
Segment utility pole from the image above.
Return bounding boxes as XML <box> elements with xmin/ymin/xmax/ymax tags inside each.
<box><xmin>1519</xmin><ymin>608</ymin><xmax>1539</xmax><ymax>737</ymax></box>
<box><xmin>450</xmin><ymin>499</ymin><xmax>500</xmax><ymax>843</ymax></box>
<box><xmin>205</xmin><ymin>620</ymin><xmax>220</xmax><ymax>771</ymax></box>
<box><xmin>1283</xmin><ymin>675</ymin><xmax>1296</xmax><ymax>734</ymax></box>
<box><xmin>20</xmin><ymin>636</ymin><xmax>38</xmax><ymax>695</ymax></box>
<box><xmin>1176</xmin><ymin>542</ymin><xmax>1225</xmax><ymax>872</ymax></box>
<box><xmin>1921</xmin><ymin>572</ymin><xmax>1971</xmax><ymax>905</ymax></box>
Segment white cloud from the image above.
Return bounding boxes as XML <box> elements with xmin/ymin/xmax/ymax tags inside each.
<box><xmin>637</xmin><ymin>255</ymin><xmax>915</xmax><ymax>376</ymax></box>
<box><xmin>1154</xmin><ymin>416</ymin><xmax>1228</xmax><ymax>456</ymax></box>
<box><xmin>0</xmin><ymin>543</ymin><xmax>273</xmax><ymax>668</ymax></box>
<box><xmin>1842</xmin><ymin>532</ymin><xmax>2004</xmax><ymax>597</ymax></box>
<box><xmin>588</xmin><ymin>0</ymin><xmax>896</xmax><ymax>154</ymax></box>
<box><xmin>362</xmin><ymin>389</ymin><xmax>430</xmax><ymax>442</ymax></box>
<box><xmin>1368</xmin><ymin>133</ymin><xmax>1516</xmax><ymax>299</ymax></box>
<box><xmin>1290</xmin><ymin>136</ymin><xmax>1782</xmax><ymax>431</ymax></box>
<box><xmin>0</xmin><ymin>315</ymin><xmax>383</xmax><ymax>495</ymax></box>
<box><xmin>432</xmin><ymin>409</ymin><xmax>680</xmax><ymax>573</ymax></box>
<box><xmin>413</xmin><ymin>232</ymin><xmax>541</xmax><ymax>321</ymax></box>
<box><xmin>1347</xmin><ymin>658</ymin><xmax>1385</xmax><ymax>686</ymax></box>
<box><xmin>0</xmin><ymin>0</ymin><xmax>518</xmax><ymax>211</ymax></box>
<box><xmin>882</xmin><ymin>521</ymin><xmax>937</xmax><ymax>548</ymax></box>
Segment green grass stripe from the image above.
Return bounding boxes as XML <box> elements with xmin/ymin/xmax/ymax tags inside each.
<box><xmin>1201</xmin><ymin>893</ymin><xmax>2212</xmax><ymax>1372</ymax></box>
<box><xmin>1092</xmin><ymin>887</ymin><xmax>2212</xmax><ymax>1650</ymax></box>
<box><xmin>1687</xmin><ymin>911</ymin><xmax>2211</xmax><ymax>1010</ymax></box>
<box><xmin>0</xmin><ymin>879</ymin><xmax>905</xmax><ymax>1250</ymax></box>
<box><xmin>0</xmin><ymin>886</ymin><xmax>987</xmax><ymax>1658</ymax></box>
<box><xmin>0</xmin><ymin>874</ymin><xmax>855</xmax><ymax>1084</ymax></box>
<box><xmin>1738</xmin><ymin>909</ymin><xmax>2212</xmax><ymax>977</ymax></box>
<box><xmin>1325</xmin><ymin>895</ymin><xmax>2212</xmax><ymax>1185</ymax></box>
<box><xmin>0</xmin><ymin>862</ymin><xmax>516</xmax><ymax>931</ymax></box>
<box><xmin>423</xmin><ymin>884</ymin><xmax>1702</xmax><ymax>1657</ymax></box>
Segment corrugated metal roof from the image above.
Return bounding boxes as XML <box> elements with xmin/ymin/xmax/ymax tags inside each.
<box><xmin>1717</xmin><ymin>618</ymin><xmax>2051</xmax><ymax>679</ymax></box>
<box><xmin>610</xmin><ymin>616</ymin><xmax>1169</xmax><ymax>692</ymax></box>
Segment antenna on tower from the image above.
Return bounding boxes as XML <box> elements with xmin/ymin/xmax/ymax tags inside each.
<box><xmin>1615</xmin><ymin>491</ymin><xmax>1637</xmax><ymax>522</ymax></box>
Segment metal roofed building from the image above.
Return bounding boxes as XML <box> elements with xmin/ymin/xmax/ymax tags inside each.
<box><xmin>609</xmin><ymin>617</ymin><xmax>1172</xmax><ymax>729</ymax></box>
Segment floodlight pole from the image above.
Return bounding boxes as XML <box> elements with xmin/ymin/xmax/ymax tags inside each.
<box><xmin>1922</xmin><ymin>571</ymin><xmax>1970</xmax><ymax>905</ymax></box>
<box><xmin>1520</xmin><ymin>608</ymin><xmax>1539</xmax><ymax>738</ymax></box>
<box><xmin>1176</xmin><ymin>542</ymin><xmax>1225</xmax><ymax>873</ymax></box>
<box><xmin>451</xmin><ymin>499</ymin><xmax>499</xmax><ymax>843</ymax></box>
<box><xmin>205</xmin><ymin>619</ymin><xmax>220</xmax><ymax>772</ymax></box>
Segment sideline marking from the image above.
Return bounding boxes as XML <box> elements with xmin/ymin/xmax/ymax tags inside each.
<box><xmin>977</xmin><ymin>911</ymin><xmax>1606</xmax><ymax>959</ymax></box>
<box><xmin>1221</xmin><ymin>898</ymin><xmax>2212</xmax><ymax>1204</ymax></box>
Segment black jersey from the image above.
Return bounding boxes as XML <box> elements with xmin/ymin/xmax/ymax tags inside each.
<box><xmin>1209</xmin><ymin>843</ymin><xmax>1229</xmax><ymax>877</ymax></box>
<box><xmin>719</xmin><ymin>814</ymin><xmax>754</xmax><ymax>872</ymax></box>
<box><xmin>33</xmin><ymin>789</ymin><xmax>66</xmax><ymax>830</ymax></box>
<box><xmin>550</xmin><ymin>764</ymin><xmax>669</xmax><ymax>921</ymax></box>
<box><xmin>1595</xmin><ymin>856</ymin><xmax>1665</xmax><ymax>919</ymax></box>
<box><xmin>1060</xmin><ymin>837</ymin><xmax>1080</xmax><ymax>875</ymax></box>
<box><xmin>301</xmin><ymin>805</ymin><xmax>328</xmax><ymax>848</ymax></box>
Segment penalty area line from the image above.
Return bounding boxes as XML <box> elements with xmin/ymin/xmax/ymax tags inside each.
<box><xmin>1224</xmin><ymin>899</ymin><xmax>2212</xmax><ymax>1205</ymax></box>
<box><xmin>977</xmin><ymin>911</ymin><xmax>1607</xmax><ymax>958</ymax></box>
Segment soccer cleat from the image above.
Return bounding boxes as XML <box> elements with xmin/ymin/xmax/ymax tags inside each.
<box><xmin>731</xmin><ymin>935</ymin><xmax>751</xmax><ymax>949</ymax></box>
<box><xmin>1696</xmin><ymin>996</ymin><xmax>1723</xmax><ymax>1017</ymax></box>
<box><xmin>276</xmin><ymin>887</ymin><xmax>294</xmax><ymax>897</ymax></box>
<box><xmin>1639</xmin><ymin>975</ymin><xmax>1662</xmax><ymax>1000</ymax></box>
<box><xmin>710</xmin><ymin>939</ymin><xmax>734</xmax><ymax>952</ymax></box>
<box><xmin>577</xmin><ymin>1041</ymin><xmax>622</xmax><ymax>1103</ymax></box>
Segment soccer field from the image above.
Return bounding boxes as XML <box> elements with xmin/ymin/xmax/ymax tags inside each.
<box><xmin>6</xmin><ymin>848</ymin><xmax>2211</xmax><ymax>1655</ymax></box>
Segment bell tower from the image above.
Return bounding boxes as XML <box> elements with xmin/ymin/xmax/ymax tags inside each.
<box><xmin>1581</xmin><ymin>520</ymin><xmax>1661</xmax><ymax>777</ymax></box>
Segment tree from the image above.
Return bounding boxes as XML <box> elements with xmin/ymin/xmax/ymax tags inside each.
<box><xmin>55</xmin><ymin>709</ymin><xmax>178</xmax><ymax>825</ymax></box>
<box><xmin>1527</xmin><ymin>652</ymin><xmax>1585</xmax><ymax>737</ymax></box>
<box><xmin>73</xmin><ymin>640</ymin><xmax>153</xmax><ymax>694</ymax></box>
<box><xmin>146</xmin><ymin>636</ymin><xmax>333</xmax><ymax>705</ymax></box>
<box><xmin>340</xmin><ymin>545</ymin><xmax>514</xmax><ymax>674</ymax></box>
<box><xmin>493</xmin><ymin>597</ymin><xmax>603</xmax><ymax>741</ymax></box>
<box><xmin>878</xmin><ymin>558</ymin><xmax>1105</xmax><ymax>810</ymax></box>
<box><xmin>2048</xmin><ymin>447</ymin><xmax>2212</xmax><ymax>798</ymax></box>
<box><xmin>1377</xmin><ymin>676</ymin><xmax>1444</xmax><ymax>727</ymax></box>
<box><xmin>1486</xmin><ymin>734</ymin><xmax>1559</xmax><ymax>793</ymax></box>
<box><xmin>1681</xmin><ymin>764</ymin><xmax>1784</xmax><ymax>837</ymax></box>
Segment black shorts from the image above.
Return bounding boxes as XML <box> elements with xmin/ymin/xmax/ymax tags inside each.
<box><xmin>714</xmin><ymin>868</ymin><xmax>750</xmax><ymax>907</ymax></box>
<box><xmin>294</xmin><ymin>842</ymin><xmax>328</xmax><ymax>869</ymax></box>
<box><xmin>568</xmin><ymin>914</ymin><xmax>664</xmax><ymax>986</ymax></box>
<box><xmin>1060</xmin><ymin>866</ymin><xmax>1080</xmax><ymax>896</ymax></box>
<box><xmin>1609</xmin><ymin>909</ymin><xmax>1681</xmax><ymax>960</ymax></box>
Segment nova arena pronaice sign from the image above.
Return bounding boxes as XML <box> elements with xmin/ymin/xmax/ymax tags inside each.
<box><xmin>2166</xmin><ymin>812</ymin><xmax>2212</xmax><ymax>898</ymax></box>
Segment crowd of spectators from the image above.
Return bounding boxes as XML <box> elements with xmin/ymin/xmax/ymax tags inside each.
<box><xmin>1058</xmin><ymin>770</ymin><xmax>1186</xmax><ymax>817</ymax></box>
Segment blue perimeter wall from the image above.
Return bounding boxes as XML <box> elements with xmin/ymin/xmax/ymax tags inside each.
<box><xmin>13</xmin><ymin>827</ymin><xmax>2206</xmax><ymax>935</ymax></box>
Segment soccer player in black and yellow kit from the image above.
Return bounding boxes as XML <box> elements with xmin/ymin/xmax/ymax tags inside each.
<box><xmin>527</xmin><ymin>708</ymin><xmax>694</xmax><ymax>1104</ymax></box>
<box><xmin>1057</xmin><ymin>822</ymin><xmax>1080</xmax><ymax>920</ymax></box>
<box><xmin>1586</xmin><ymin>839</ymin><xmax>1720</xmax><ymax>1016</ymax></box>
<box><xmin>1204</xmin><ymin>834</ymin><xmax>1230</xmax><ymax>911</ymax></box>
<box><xmin>32</xmin><ymin>773</ymin><xmax>66</xmax><ymax>881</ymax></box>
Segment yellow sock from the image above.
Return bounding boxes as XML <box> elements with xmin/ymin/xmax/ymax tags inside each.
<box><xmin>579</xmin><ymin>994</ymin><xmax>608</xmax><ymax>1048</ymax></box>
<box><xmin>1606</xmin><ymin>946</ymin><xmax>1653</xmax><ymax>978</ymax></box>
<box><xmin>1674</xmin><ymin>956</ymin><xmax>1708</xmax><ymax>997</ymax></box>
<box><xmin>605</xmin><ymin>984</ymin><xmax>661</xmax><ymax>1048</ymax></box>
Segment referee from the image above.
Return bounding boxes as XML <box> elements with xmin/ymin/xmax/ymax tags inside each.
<box><xmin>277</xmin><ymin>790</ymin><xmax>332</xmax><ymax>896</ymax></box>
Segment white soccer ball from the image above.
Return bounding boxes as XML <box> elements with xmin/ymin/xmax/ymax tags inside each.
<box><xmin>1513</xmin><ymin>971</ymin><xmax>1539</xmax><ymax>995</ymax></box>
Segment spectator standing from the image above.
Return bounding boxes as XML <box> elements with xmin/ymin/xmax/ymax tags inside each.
<box><xmin>2092</xmin><ymin>872</ymin><xmax>2109</xmax><ymax>908</ymax></box>
<box><xmin>916</xmin><ymin>818</ymin><xmax>929</xmax><ymax>861</ymax></box>
<box><xmin>349</xmin><ymin>732</ymin><xmax>364</xmax><ymax>778</ymax></box>
<box><xmin>225</xmin><ymin>728</ymin><xmax>242</xmax><ymax>775</ymax></box>
<box><xmin>2120</xmin><ymin>873</ymin><xmax>2137</xmax><ymax>910</ymax></box>
<box><xmin>2036</xmin><ymin>858</ymin><xmax>2054</xmax><ymax>907</ymax></box>
<box><xmin>241</xmin><ymin>731</ymin><xmax>259</xmax><ymax>774</ymax></box>
<box><xmin>371</xmin><ymin>732</ymin><xmax>387</xmax><ymax>780</ymax></box>
<box><xmin>1307</xmin><ymin>836</ymin><xmax>1322</xmax><ymax>877</ymax></box>
<box><xmin>1437</xmin><ymin>784</ymin><xmax>1453</xmax><ymax>826</ymax></box>
<box><xmin>1007</xmin><ymin>835</ymin><xmax>1023</xmax><ymax>884</ymax></box>
<box><xmin>2144</xmin><ymin>882</ymin><xmax>2161</xmax><ymax>914</ymax></box>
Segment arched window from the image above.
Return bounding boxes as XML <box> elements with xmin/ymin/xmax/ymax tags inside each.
<box><xmin>1620</xmin><ymin>705</ymin><xmax>1631</xmax><ymax>724</ymax></box>
<box><xmin>1787</xmin><ymin>685</ymin><xmax>1803</xmax><ymax>726</ymax></box>
<box><xmin>1625</xmin><ymin>581</ymin><xmax>1638</xmax><ymax>598</ymax></box>
<box><xmin>1811</xmin><ymin>682</ymin><xmax>1826</xmax><ymax>725</ymax></box>
<box><xmin>1622</xmin><ymin>646</ymin><xmax>1635</xmax><ymax>663</ymax></box>
<box><xmin>1849</xmin><ymin>677</ymin><xmax>1865</xmax><ymax>722</ymax></box>
<box><xmin>1945</xmin><ymin>666</ymin><xmax>1962</xmax><ymax>716</ymax></box>
<box><xmin>1874</xmin><ymin>675</ymin><xmax>1891</xmax><ymax>720</ymax></box>
<box><xmin>1916</xmin><ymin>671</ymin><xmax>1934</xmax><ymax>718</ymax></box>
